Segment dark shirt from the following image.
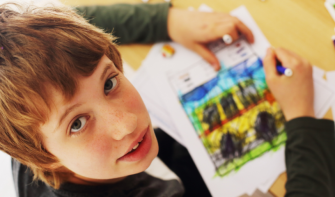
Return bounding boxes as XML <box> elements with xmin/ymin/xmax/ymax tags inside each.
<box><xmin>12</xmin><ymin>160</ymin><xmax>183</xmax><ymax>197</ymax></box>
<box><xmin>285</xmin><ymin>117</ymin><xmax>335</xmax><ymax>197</ymax></box>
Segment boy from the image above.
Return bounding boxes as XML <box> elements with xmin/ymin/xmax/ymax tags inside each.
<box><xmin>0</xmin><ymin>2</ymin><xmax>333</xmax><ymax>197</ymax></box>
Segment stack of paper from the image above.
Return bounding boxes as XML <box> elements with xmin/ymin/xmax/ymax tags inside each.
<box><xmin>326</xmin><ymin>71</ymin><xmax>335</xmax><ymax>120</ymax></box>
<box><xmin>313</xmin><ymin>67</ymin><xmax>335</xmax><ymax>119</ymax></box>
<box><xmin>325</xmin><ymin>0</ymin><xmax>335</xmax><ymax>23</ymax></box>
<box><xmin>129</xmin><ymin>4</ymin><xmax>335</xmax><ymax>197</ymax></box>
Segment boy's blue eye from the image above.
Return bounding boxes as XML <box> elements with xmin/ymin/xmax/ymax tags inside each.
<box><xmin>104</xmin><ymin>76</ymin><xmax>118</xmax><ymax>94</ymax></box>
<box><xmin>70</xmin><ymin>116</ymin><xmax>87</xmax><ymax>133</ymax></box>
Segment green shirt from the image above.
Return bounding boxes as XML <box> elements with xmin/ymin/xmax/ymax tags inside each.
<box><xmin>75</xmin><ymin>3</ymin><xmax>170</xmax><ymax>44</ymax></box>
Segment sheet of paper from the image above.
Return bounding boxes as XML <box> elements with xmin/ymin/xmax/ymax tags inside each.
<box><xmin>326</xmin><ymin>71</ymin><xmax>335</xmax><ymax>121</ymax></box>
<box><xmin>139</xmin><ymin>37</ymin><xmax>204</xmax><ymax>147</ymax></box>
<box><xmin>138</xmin><ymin>4</ymin><xmax>334</xmax><ymax>195</ymax></box>
<box><xmin>313</xmin><ymin>77</ymin><xmax>335</xmax><ymax>118</ymax></box>
<box><xmin>122</xmin><ymin>61</ymin><xmax>136</xmax><ymax>79</ymax></box>
<box><xmin>198</xmin><ymin>3</ymin><xmax>213</xmax><ymax>12</ymax></box>
<box><xmin>313</xmin><ymin>66</ymin><xmax>325</xmax><ymax>79</ymax></box>
<box><xmin>140</xmin><ymin>4</ymin><xmax>279</xmax><ymax>194</ymax></box>
<box><xmin>325</xmin><ymin>0</ymin><xmax>335</xmax><ymax>23</ymax></box>
<box><xmin>326</xmin><ymin>71</ymin><xmax>335</xmax><ymax>86</ymax></box>
<box><xmin>146</xmin><ymin>6</ymin><xmax>285</xmax><ymax>197</ymax></box>
<box><xmin>258</xmin><ymin>148</ymin><xmax>286</xmax><ymax>193</ymax></box>
<box><xmin>125</xmin><ymin>61</ymin><xmax>184</xmax><ymax>144</ymax></box>
<box><xmin>130</xmin><ymin>66</ymin><xmax>183</xmax><ymax>145</ymax></box>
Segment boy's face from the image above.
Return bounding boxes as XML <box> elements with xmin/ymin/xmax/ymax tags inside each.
<box><xmin>40</xmin><ymin>55</ymin><xmax>158</xmax><ymax>183</ymax></box>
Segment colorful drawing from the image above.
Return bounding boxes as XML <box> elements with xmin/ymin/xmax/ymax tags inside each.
<box><xmin>168</xmin><ymin>39</ymin><xmax>286</xmax><ymax>177</ymax></box>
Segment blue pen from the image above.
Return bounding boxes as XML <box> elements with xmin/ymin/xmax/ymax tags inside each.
<box><xmin>276</xmin><ymin>65</ymin><xmax>293</xmax><ymax>77</ymax></box>
<box><xmin>260</xmin><ymin>59</ymin><xmax>293</xmax><ymax>77</ymax></box>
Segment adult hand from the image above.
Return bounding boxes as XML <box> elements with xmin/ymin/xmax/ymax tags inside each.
<box><xmin>167</xmin><ymin>8</ymin><xmax>254</xmax><ymax>71</ymax></box>
<box><xmin>263</xmin><ymin>47</ymin><xmax>314</xmax><ymax>121</ymax></box>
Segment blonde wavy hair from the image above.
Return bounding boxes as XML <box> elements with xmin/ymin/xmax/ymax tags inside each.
<box><xmin>0</xmin><ymin>3</ymin><xmax>122</xmax><ymax>189</ymax></box>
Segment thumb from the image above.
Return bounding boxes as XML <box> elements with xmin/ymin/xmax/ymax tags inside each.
<box><xmin>192</xmin><ymin>43</ymin><xmax>221</xmax><ymax>71</ymax></box>
<box><xmin>263</xmin><ymin>47</ymin><xmax>279</xmax><ymax>80</ymax></box>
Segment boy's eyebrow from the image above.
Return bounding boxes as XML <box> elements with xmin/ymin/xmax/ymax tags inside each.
<box><xmin>58</xmin><ymin>103</ymin><xmax>83</xmax><ymax>129</ymax></box>
<box><xmin>100</xmin><ymin>64</ymin><xmax>113</xmax><ymax>81</ymax></box>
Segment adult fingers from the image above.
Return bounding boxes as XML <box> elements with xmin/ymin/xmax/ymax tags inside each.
<box><xmin>207</xmin><ymin>22</ymin><xmax>239</xmax><ymax>44</ymax></box>
<box><xmin>272</xmin><ymin>48</ymin><xmax>299</xmax><ymax>68</ymax></box>
<box><xmin>222</xmin><ymin>26</ymin><xmax>239</xmax><ymax>44</ymax></box>
<box><xmin>202</xmin><ymin>15</ymin><xmax>253</xmax><ymax>44</ymax></box>
<box><xmin>233</xmin><ymin>17</ymin><xmax>254</xmax><ymax>43</ymax></box>
<box><xmin>215</xmin><ymin>17</ymin><xmax>253</xmax><ymax>44</ymax></box>
<box><xmin>274</xmin><ymin>47</ymin><xmax>312</xmax><ymax>75</ymax></box>
<box><xmin>192</xmin><ymin>43</ymin><xmax>221</xmax><ymax>71</ymax></box>
<box><xmin>263</xmin><ymin>47</ymin><xmax>279</xmax><ymax>80</ymax></box>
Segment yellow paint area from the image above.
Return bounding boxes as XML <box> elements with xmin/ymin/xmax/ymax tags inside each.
<box><xmin>204</xmin><ymin>100</ymin><xmax>283</xmax><ymax>153</ymax></box>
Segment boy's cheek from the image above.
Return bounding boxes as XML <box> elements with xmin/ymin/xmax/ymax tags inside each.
<box><xmin>122</xmin><ymin>80</ymin><xmax>147</xmax><ymax>111</ymax></box>
<box><xmin>83</xmin><ymin>134</ymin><xmax>118</xmax><ymax>163</ymax></box>
<box><xmin>126</xmin><ymin>91</ymin><xmax>143</xmax><ymax>108</ymax></box>
<box><xmin>61</xmin><ymin>137</ymin><xmax>117</xmax><ymax>177</ymax></box>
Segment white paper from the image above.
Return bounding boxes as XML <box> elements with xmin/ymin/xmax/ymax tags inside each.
<box><xmin>137</xmin><ymin>43</ymin><xmax>204</xmax><ymax>146</ymax></box>
<box><xmin>122</xmin><ymin>61</ymin><xmax>136</xmax><ymax>79</ymax></box>
<box><xmin>258</xmin><ymin>148</ymin><xmax>286</xmax><ymax>193</ymax></box>
<box><xmin>130</xmin><ymin>66</ymin><xmax>184</xmax><ymax>145</ymax></box>
<box><xmin>313</xmin><ymin>77</ymin><xmax>335</xmax><ymax>118</ymax></box>
<box><xmin>147</xmin><ymin>6</ymin><xmax>284</xmax><ymax>197</ymax></box>
<box><xmin>198</xmin><ymin>3</ymin><xmax>213</xmax><ymax>12</ymax></box>
<box><xmin>313</xmin><ymin>66</ymin><xmax>325</xmax><ymax>79</ymax></box>
<box><xmin>325</xmin><ymin>1</ymin><xmax>335</xmax><ymax>23</ymax></box>
<box><xmin>326</xmin><ymin>71</ymin><xmax>335</xmax><ymax>121</ymax></box>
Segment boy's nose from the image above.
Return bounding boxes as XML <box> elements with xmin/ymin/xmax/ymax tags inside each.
<box><xmin>111</xmin><ymin>111</ymin><xmax>137</xmax><ymax>141</ymax></box>
<box><xmin>96</xmin><ymin>101</ymin><xmax>137</xmax><ymax>140</ymax></box>
<box><xmin>99</xmin><ymin>108</ymin><xmax>138</xmax><ymax>141</ymax></box>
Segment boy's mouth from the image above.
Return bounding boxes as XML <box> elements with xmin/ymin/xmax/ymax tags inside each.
<box><xmin>127</xmin><ymin>137</ymin><xmax>144</xmax><ymax>154</ymax></box>
<box><xmin>117</xmin><ymin>126</ymin><xmax>152</xmax><ymax>162</ymax></box>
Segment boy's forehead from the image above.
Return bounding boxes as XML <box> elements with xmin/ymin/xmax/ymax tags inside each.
<box><xmin>100</xmin><ymin>54</ymin><xmax>114</xmax><ymax>65</ymax></box>
<box><xmin>47</xmin><ymin>55</ymin><xmax>117</xmax><ymax>111</ymax></box>
<box><xmin>95</xmin><ymin>55</ymin><xmax>118</xmax><ymax>76</ymax></box>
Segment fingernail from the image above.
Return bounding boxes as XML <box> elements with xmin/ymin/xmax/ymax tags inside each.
<box><xmin>266</xmin><ymin>48</ymin><xmax>272</xmax><ymax>55</ymax></box>
<box><xmin>212</xmin><ymin>63</ymin><xmax>220</xmax><ymax>71</ymax></box>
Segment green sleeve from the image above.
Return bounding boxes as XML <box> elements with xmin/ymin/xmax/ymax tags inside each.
<box><xmin>74</xmin><ymin>3</ymin><xmax>171</xmax><ymax>44</ymax></box>
<box><xmin>285</xmin><ymin>117</ymin><xmax>335</xmax><ymax>197</ymax></box>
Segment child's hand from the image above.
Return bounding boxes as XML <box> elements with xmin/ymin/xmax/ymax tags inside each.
<box><xmin>167</xmin><ymin>8</ymin><xmax>254</xmax><ymax>71</ymax></box>
<box><xmin>263</xmin><ymin>47</ymin><xmax>315</xmax><ymax>121</ymax></box>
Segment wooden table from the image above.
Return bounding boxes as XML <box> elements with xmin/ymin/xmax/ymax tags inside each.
<box><xmin>60</xmin><ymin>0</ymin><xmax>335</xmax><ymax>196</ymax></box>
